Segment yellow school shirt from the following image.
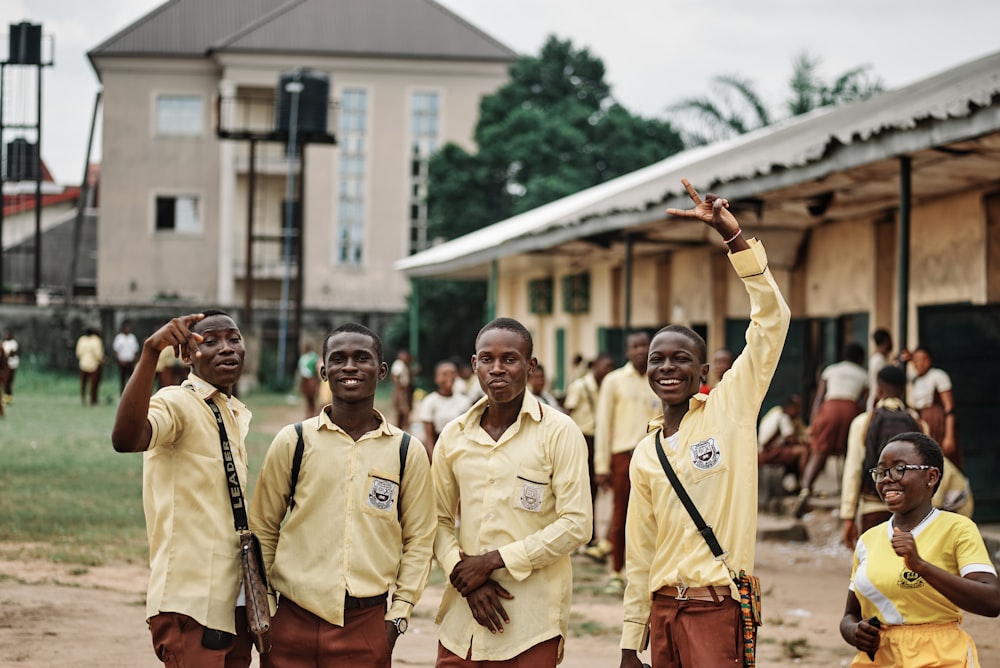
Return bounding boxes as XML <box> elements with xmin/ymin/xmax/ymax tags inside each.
<box><xmin>433</xmin><ymin>393</ymin><xmax>592</xmax><ymax>661</ymax></box>
<box><xmin>563</xmin><ymin>371</ymin><xmax>599</xmax><ymax>436</ymax></box>
<box><xmin>621</xmin><ymin>239</ymin><xmax>790</xmax><ymax>651</ymax></box>
<box><xmin>76</xmin><ymin>334</ymin><xmax>104</xmax><ymax>372</ymax></box>
<box><xmin>248</xmin><ymin>409</ymin><xmax>435</xmax><ymax>626</ymax></box>
<box><xmin>144</xmin><ymin>374</ymin><xmax>252</xmax><ymax>634</ymax></box>
<box><xmin>594</xmin><ymin>363</ymin><xmax>660</xmax><ymax>476</ymax></box>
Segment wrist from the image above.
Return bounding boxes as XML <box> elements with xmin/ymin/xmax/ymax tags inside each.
<box><xmin>722</xmin><ymin>228</ymin><xmax>742</xmax><ymax>244</ymax></box>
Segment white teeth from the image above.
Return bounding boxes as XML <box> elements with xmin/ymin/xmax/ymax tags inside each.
<box><xmin>658</xmin><ymin>379</ymin><xmax>681</xmax><ymax>386</ymax></box>
<box><xmin>884</xmin><ymin>491</ymin><xmax>901</xmax><ymax>499</ymax></box>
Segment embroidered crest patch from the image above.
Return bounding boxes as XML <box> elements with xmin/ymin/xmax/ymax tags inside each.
<box><xmin>689</xmin><ymin>437</ymin><xmax>721</xmax><ymax>470</ymax></box>
<box><xmin>368</xmin><ymin>477</ymin><xmax>398</xmax><ymax>511</ymax></box>
<box><xmin>898</xmin><ymin>568</ymin><xmax>925</xmax><ymax>589</ymax></box>
<box><xmin>518</xmin><ymin>481</ymin><xmax>544</xmax><ymax>512</ymax></box>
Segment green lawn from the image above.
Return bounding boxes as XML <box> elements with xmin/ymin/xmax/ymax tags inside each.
<box><xmin>0</xmin><ymin>369</ymin><xmax>393</xmax><ymax>566</ymax></box>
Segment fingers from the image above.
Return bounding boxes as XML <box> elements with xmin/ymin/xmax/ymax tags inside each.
<box><xmin>495</xmin><ymin>583</ymin><xmax>514</xmax><ymax>600</ymax></box>
<box><xmin>681</xmin><ymin>178</ymin><xmax>701</xmax><ymax>205</ymax></box>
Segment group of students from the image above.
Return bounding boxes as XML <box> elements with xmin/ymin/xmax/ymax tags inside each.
<box><xmin>111</xmin><ymin>180</ymin><xmax>999</xmax><ymax>668</ymax></box>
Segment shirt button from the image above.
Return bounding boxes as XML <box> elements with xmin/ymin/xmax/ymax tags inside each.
<box><xmin>488</xmin><ymin>478</ymin><xmax>494</xmax><ymax>484</ymax></box>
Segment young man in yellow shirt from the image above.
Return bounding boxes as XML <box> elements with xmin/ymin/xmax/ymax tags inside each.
<box><xmin>619</xmin><ymin>181</ymin><xmax>790</xmax><ymax>668</ymax></box>
<box><xmin>249</xmin><ymin>323</ymin><xmax>435</xmax><ymax>667</ymax></box>
<box><xmin>432</xmin><ymin>317</ymin><xmax>592</xmax><ymax>666</ymax></box>
<box><xmin>112</xmin><ymin>311</ymin><xmax>253</xmax><ymax>667</ymax></box>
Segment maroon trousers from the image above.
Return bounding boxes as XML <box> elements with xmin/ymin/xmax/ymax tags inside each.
<box><xmin>148</xmin><ymin>610</ymin><xmax>252</xmax><ymax>668</ymax></box>
<box><xmin>649</xmin><ymin>593</ymin><xmax>741</xmax><ymax>667</ymax></box>
<box><xmin>607</xmin><ymin>450</ymin><xmax>633</xmax><ymax>573</ymax></box>
<box><xmin>262</xmin><ymin>597</ymin><xmax>390</xmax><ymax>668</ymax></box>
<box><xmin>436</xmin><ymin>637</ymin><xmax>560</xmax><ymax>667</ymax></box>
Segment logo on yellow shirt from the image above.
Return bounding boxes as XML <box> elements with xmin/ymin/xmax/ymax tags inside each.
<box><xmin>898</xmin><ymin>568</ymin><xmax>925</xmax><ymax>589</ymax></box>
<box><xmin>368</xmin><ymin>477</ymin><xmax>398</xmax><ymax>511</ymax></box>
<box><xmin>690</xmin><ymin>437</ymin><xmax>721</xmax><ymax>471</ymax></box>
<box><xmin>518</xmin><ymin>481</ymin><xmax>545</xmax><ymax>512</ymax></box>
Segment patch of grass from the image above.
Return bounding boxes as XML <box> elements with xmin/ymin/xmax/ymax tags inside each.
<box><xmin>0</xmin><ymin>368</ymin><xmax>344</xmax><ymax>567</ymax></box>
<box><xmin>782</xmin><ymin>637</ymin><xmax>811</xmax><ymax>659</ymax></box>
<box><xmin>568</xmin><ymin>612</ymin><xmax>618</xmax><ymax>637</ymax></box>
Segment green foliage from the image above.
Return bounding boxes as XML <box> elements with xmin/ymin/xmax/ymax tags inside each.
<box><xmin>402</xmin><ymin>36</ymin><xmax>684</xmax><ymax>378</ymax></box>
<box><xmin>671</xmin><ymin>50</ymin><xmax>884</xmax><ymax>145</ymax></box>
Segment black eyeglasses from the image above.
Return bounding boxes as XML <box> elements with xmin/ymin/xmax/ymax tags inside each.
<box><xmin>868</xmin><ymin>464</ymin><xmax>936</xmax><ymax>484</ymax></box>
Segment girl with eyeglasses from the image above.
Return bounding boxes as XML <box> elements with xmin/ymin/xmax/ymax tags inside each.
<box><xmin>840</xmin><ymin>432</ymin><xmax>999</xmax><ymax>666</ymax></box>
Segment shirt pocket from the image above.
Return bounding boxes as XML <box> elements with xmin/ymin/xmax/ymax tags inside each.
<box><xmin>361</xmin><ymin>468</ymin><xmax>400</xmax><ymax>521</ymax></box>
<box><xmin>511</xmin><ymin>466</ymin><xmax>550</xmax><ymax>513</ymax></box>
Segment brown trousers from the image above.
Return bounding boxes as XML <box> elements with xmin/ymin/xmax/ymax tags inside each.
<box><xmin>607</xmin><ymin>450</ymin><xmax>633</xmax><ymax>573</ymax></box>
<box><xmin>148</xmin><ymin>610</ymin><xmax>252</xmax><ymax>668</ymax></box>
<box><xmin>436</xmin><ymin>637</ymin><xmax>560</xmax><ymax>667</ymax></box>
<box><xmin>649</xmin><ymin>593</ymin><xmax>741</xmax><ymax>667</ymax></box>
<box><xmin>263</xmin><ymin>597</ymin><xmax>390</xmax><ymax>668</ymax></box>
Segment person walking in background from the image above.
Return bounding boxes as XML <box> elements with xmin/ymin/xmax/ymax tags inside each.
<box><xmin>867</xmin><ymin>328</ymin><xmax>893</xmax><ymax>411</ymax></box>
<box><xmin>296</xmin><ymin>341</ymin><xmax>320</xmax><ymax>418</ymax></box>
<box><xmin>528</xmin><ymin>363</ymin><xmax>561</xmax><ymax>409</ymax></box>
<box><xmin>111</xmin><ymin>311</ymin><xmax>254</xmax><ymax>667</ymax></box>
<box><xmin>76</xmin><ymin>327</ymin><xmax>106</xmax><ymax>406</ymax></box>
<box><xmin>112</xmin><ymin>321</ymin><xmax>141</xmax><ymax>395</ymax></box>
<box><xmin>620</xmin><ymin>180</ymin><xmax>790</xmax><ymax>668</ymax></box>
<box><xmin>432</xmin><ymin>317</ymin><xmax>591</xmax><ymax>667</ymax></box>
<box><xmin>452</xmin><ymin>360</ymin><xmax>485</xmax><ymax>403</ymax></box>
<box><xmin>0</xmin><ymin>339</ymin><xmax>8</xmax><ymax>417</ymax></box>
<box><xmin>390</xmin><ymin>349</ymin><xmax>413</xmax><ymax>430</ymax></box>
<box><xmin>795</xmin><ymin>342</ymin><xmax>869</xmax><ymax>517</ymax></box>
<box><xmin>591</xmin><ymin>331</ymin><xmax>660</xmax><ymax>594</ymax></box>
<box><xmin>418</xmin><ymin>360</ymin><xmax>471</xmax><ymax>458</ymax></box>
<box><xmin>250</xmin><ymin>323</ymin><xmax>435</xmax><ymax>667</ymax></box>
<box><xmin>840</xmin><ymin>432</ymin><xmax>999</xmax><ymax>666</ymax></box>
<box><xmin>905</xmin><ymin>345</ymin><xmax>961</xmax><ymax>468</ymax></box>
<box><xmin>2</xmin><ymin>329</ymin><xmax>19</xmax><ymax>404</ymax></box>
<box><xmin>841</xmin><ymin>366</ymin><xmax>974</xmax><ymax>550</ymax></box>
<box><xmin>563</xmin><ymin>352</ymin><xmax>616</xmax><ymax>549</ymax></box>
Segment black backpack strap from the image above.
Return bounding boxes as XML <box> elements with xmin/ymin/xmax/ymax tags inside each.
<box><xmin>289</xmin><ymin>422</ymin><xmax>304</xmax><ymax>510</ymax></box>
<box><xmin>398</xmin><ymin>431</ymin><xmax>411</xmax><ymax>521</ymax></box>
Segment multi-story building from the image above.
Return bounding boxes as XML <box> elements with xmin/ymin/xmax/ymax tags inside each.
<box><xmin>88</xmin><ymin>0</ymin><xmax>514</xmax><ymax>321</ymax></box>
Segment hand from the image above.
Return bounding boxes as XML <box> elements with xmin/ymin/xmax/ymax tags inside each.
<box><xmin>145</xmin><ymin>313</ymin><xmax>205</xmax><ymax>361</ymax></box>
<box><xmin>450</xmin><ymin>551</ymin><xmax>503</xmax><ymax>596</ymax></box>
<box><xmin>384</xmin><ymin>621</ymin><xmax>400</xmax><ymax>654</ymax></box>
<box><xmin>465</xmin><ymin>580</ymin><xmax>514</xmax><ymax>634</ymax></box>
<box><xmin>842</xmin><ymin>519</ymin><xmax>858</xmax><ymax>551</ymax></box>
<box><xmin>619</xmin><ymin>649</ymin><xmax>645</xmax><ymax>668</ymax></box>
<box><xmin>666</xmin><ymin>178</ymin><xmax>740</xmax><ymax>239</ymax></box>
<box><xmin>941</xmin><ymin>434</ymin><xmax>957</xmax><ymax>458</ymax></box>
<box><xmin>851</xmin><ymin>618</ymin><xmax>881</xmax><ymax>655</ymax></box>
<box><xmin>891</xmin><ymin>527</ymin><xmax>925</xmax><ymax>572</ymax></box>
<box><xmin>594</xmin><ymin>473</ymin><xmax>611</xmax><ymax>489</ymax></box>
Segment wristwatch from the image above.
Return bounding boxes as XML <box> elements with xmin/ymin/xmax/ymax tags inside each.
<box><xmin>391</xmin><ymin>617</ymin><xmax>408</xmax><ymax>635</ymax></box>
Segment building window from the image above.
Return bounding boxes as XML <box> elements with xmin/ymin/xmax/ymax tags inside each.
<box><xmin>562</xmin><ymin>272</ymin><xmax>590</xmax><ymax>313</ymax></box>
<box><xmin>155</xmin><ymin>195</ymin><xmax>201</xmax><ymax>233</ymax></box>
<box><xmin>529</xmin><ymin>278</ymin><xmax>554</xmax><ymax>314</ymax></box>
<box><xmin>155</xmin><ymin>95</ymin><xmax>202</xmax><ymax>135</ymax></box>
<box><xmin>409</xmin><ymin>91</ymin><xmax>439</xmax><ymax>254</ymax></box>
<box><xmin>337</xmin><ymin>89</ymin><xmax>367</xmax><ymax>265</ymax></box>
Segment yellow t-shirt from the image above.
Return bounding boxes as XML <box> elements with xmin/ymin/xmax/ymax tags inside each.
<box><xmin>563</xmin><ymin>372</ymin><xmax>599</xmax><ymax>436</ymax></box>
<box><xmin>594</xmin><ymin>363</ymin><xmax>660</xmax><ymax>475</ymax></box>
<box><xmin>76</xmin><ymin>334</ymin><xmax>104</xmax><ymax>372</ymax></box>
<box><xmin>144</xmin><ymin>374</ymin><xmax>252</xmax><ymax>633</ymax></box>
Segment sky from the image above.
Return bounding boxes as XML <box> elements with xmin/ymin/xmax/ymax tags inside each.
<box><xmin>3</xmin><ymin>0</ymin><xmax>1000</xmax><ymax>185</ymax></box>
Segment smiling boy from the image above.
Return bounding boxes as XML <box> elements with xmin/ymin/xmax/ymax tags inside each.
<box><xmin>112</xmin><ymin>310</ymin><xmax>253</xmax><ymax>667</ymax></box>
<box><xmin>249</xmin><ymin>323</ymin><xmax>435</xmax><ymax>667</ymax></box>
<box><xmin>619</xmin><ymin>181</ymin><xmax>790</xmax><ymax>668</ymax></box>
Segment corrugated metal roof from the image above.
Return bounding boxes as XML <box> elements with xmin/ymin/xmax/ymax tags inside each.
<box><xmin>89</xmin><ymin>0</ymin><xmax>516</xmax><ymax>62</ymax></box>
<box><xmin>395</xmin><ymin>49</ymin><xmax>1000</xmax><ymax>277</ymax></box>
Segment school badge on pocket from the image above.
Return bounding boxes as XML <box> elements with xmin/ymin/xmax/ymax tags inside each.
<box><xmin>368</xmin><ymin>477</ymin><xmax>398</xmax><ymax>511</ymax></box>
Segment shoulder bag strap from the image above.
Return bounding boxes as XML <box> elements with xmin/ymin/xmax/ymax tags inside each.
<box><xmin>289</xmin><ymin>422</ymin><xmax>304</xmax><ymax>510</ymax></box>
<box><xmin>205</xmin><ymin>398</ymin><xmax>249</xmax><ymax>532</ymax></box>
<box><xmin>654</xmin><ymin>431</ymin><xmax>730</xmax><ymax>569</ymax></box>
<box><xmin>398</xmin><ymin>432</ymin><xmax>411</xmax><ymax>521</ymax></box>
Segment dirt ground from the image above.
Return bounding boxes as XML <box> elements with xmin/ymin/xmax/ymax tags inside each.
<box><xmin>3</xmin><ymin>499</ymin><xmax>998</xmax><ymax>668</ymax></box>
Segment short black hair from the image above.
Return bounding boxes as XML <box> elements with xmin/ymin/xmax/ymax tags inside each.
<box><xmin>884</xmin><ymin>431</ymin><xmax>944</xmax><ymax>495</ymax></box>
<box><xmin>876</xmin><ymin>364</ymin><xmax>907</xmax><ymax>389</ymax></box>
<box><xmin>914</xmin><ymin>344</ymin><xmax>934</xmax><ymax>361</ymax></box>
<box><xmin>652</xmin><ymin>324</ymin><xmax>707</xmax><ymax>363</ymax></box>
<box><xmin>844</xmin><ymin>342</ymin><xmax>865</xmax><ymax>365</ymax></box>
<box><xmin>324</xmin><ymin>322</ymin><xmax>384</xmax><ymax>363</ymax></box>
<box><xmin>191</xmin><ymin>309</ymin><xmax>237</xmax><ymax>333</ymax></box>
<box><xmin>873</xmin><ymin>328</ymin><xmax>892</xmax><ymax>347</ymax></box>
<box><xmin>476</xmin><ymin>317</ymin><xmax>533</xmax><ymax>357</ymax></box>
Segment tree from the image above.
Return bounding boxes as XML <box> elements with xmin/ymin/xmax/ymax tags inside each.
<box><xmin>670</xmin><ymin>51</ymin><xmax>884</xmax><ymax>145</ymax></box>
<box><xmin>387</xmin><ymin>36</ymin><xmax>685</xmax><ymax>380</ymax></box>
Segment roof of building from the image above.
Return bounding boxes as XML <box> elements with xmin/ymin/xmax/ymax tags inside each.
<box><xmin>396</xmin><ymin>48</ymin><xmax>1000</xmax><ymax>278</ymax></box>
<box><xmin>89</xmin><ymin>0</ymin><xmax>517</xmax><ymax>63</ymax></box>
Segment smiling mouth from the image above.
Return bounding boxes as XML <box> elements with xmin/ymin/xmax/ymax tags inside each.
<box><xmin>339</xmin><ymin>378</ymin><xmax>363</xmax><ymax>385</ymax></box>
<box><xmin>656</xmin><ymin>378</ymin><xmax>683</xmax><ymax>387</ymax></box>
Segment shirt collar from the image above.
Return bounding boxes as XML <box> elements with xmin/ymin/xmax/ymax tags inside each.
<box><xmin>458</xmin><ymin>390</ymin><xmax>542</xmax><ymax>431</ymax></box>
<box><xmin>316</xmin><ymin>406</ymin><xmax>395</xmax><ymax>439</ymax></box>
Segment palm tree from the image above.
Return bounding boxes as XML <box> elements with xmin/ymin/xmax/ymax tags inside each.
<box><xmin>670</xmin><ymin>51</ymin><xmax>884</xmax><ymax>146</ymax></box>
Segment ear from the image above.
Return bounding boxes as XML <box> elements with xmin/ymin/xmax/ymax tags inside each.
<box><xmin>377</xmin><ymin>361</ymin><xmax>389</xmax><ymax>381</ymax></box>
<box><xmin>470</xmin><ymin>353</ymin><xmax>478</xmax><ymax>372</ymax></box>
<box><xmin>700</xmin><ymin>362</ymin><xmax>710</xmax><ymax>383</ymax></box>
<box><xmin>527</xmin><ymin>356</ymin><xmax>538</xmax><ymax>376</ymax></box>
<box><xmin>319</xmin><ymin>364</ymin><xmax>328</xmax><ymax>382</ymax></box>
<box><xmin>928</xmin><ymin>466</ymin><xmax>941</xmax><ymax>488</ymax></box>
